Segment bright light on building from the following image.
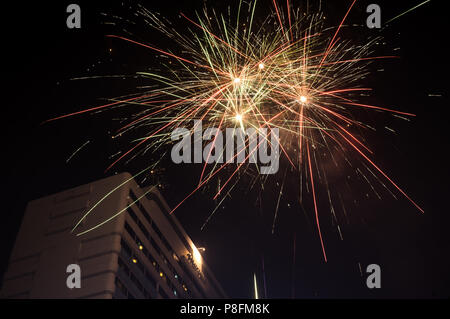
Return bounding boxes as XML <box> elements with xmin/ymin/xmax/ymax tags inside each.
<box><xmin>192</xmin><ymin>245</ymin><xmax>203</xmax><ymax>272</ymax></box>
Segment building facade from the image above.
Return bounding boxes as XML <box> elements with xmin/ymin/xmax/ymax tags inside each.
<box><xmin>0</xmin><ymin>173</ymin><xmax>227</xmax><ymax>299</ymax></box>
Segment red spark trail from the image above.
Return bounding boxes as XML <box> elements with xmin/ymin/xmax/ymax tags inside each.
<box><xmin>213</xmin><ymin>134</ymin><xmax>267</xmax><ymax>200</ymax></box>
<box><xmin>42</xmin><ymin>94</ymin><xmax>154</xmax><ymax>124</ymax></box>
<box><xmin>334</xmin><ymin>122</ymin><xmax>374</xmax><ymax>155</ymax></box>
<box><xmin>299</xmin><ymin>105</ymin><xmax>304</xmax><ymax>164</ymax></box>
<box><xmin>342</xmin><ymin>102</ymin><xmax>416</xmax><ymax>117</ymax></box>
<box><xmin>198</xmin><ymin>114</ymin><xmax>226</xmax><ymax>185</ymax></box>
<box><xmin>307</xmin><ymin>142</ymin><xmax>328</xmax><ymax>262</ymax></box>
<box><xmin>337</xmin><ymin>130</ymin><xmax>424</xmax><ymax>213</ymax></box>
<box><xmin>117</xmin><ymin>99</ymin><xmax>191</xmax><ymax>133</ymax></box>
<box><xmin>286</xmin><ymin>0</ymin><xmax>293</xmax><ymax>42</ymax></box>
<box><xmin>272</xmin><ymin>0</ymin><xmax>286</xmax><ymax>40</ymax></box>
<box><xmin>320</xmin><ymin>0</ymin><xmax>358</xmax><ymax>66</ymax></box>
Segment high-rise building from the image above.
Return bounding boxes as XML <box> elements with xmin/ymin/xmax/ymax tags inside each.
<box><xmin>0</xmin><ymin>173</ymin><xmax>227</xmax><ymax>299</ymax></box>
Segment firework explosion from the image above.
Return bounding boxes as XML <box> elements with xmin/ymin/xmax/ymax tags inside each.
<box><xmin>47</xmin><ymin>0</ymin><xmax>424</xmax><ymax>262</ymax></box>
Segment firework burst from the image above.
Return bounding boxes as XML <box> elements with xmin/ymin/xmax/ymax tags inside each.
<box><xmin>48</xmin><ymin>0</ymin><xmax>424</xmax><ymax>262</ymax></box>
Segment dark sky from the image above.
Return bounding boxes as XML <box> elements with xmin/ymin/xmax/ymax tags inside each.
<box><xmin>1</xmin><ymin>0</ymin><xmax>448</xmax><ymax>299</ymax></box>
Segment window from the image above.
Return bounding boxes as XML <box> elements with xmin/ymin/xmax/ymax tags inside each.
<box><xmin>115</xmin><ymin>277</ymin><xmax>135</xmax><ymax>299</ymax></box>
<box><xmin>120</xmin><ymin>239</ymin><xmax>132</xmax><ymax>257</ymax></box>
<box><xmin>118</xmin><ymin>257</ymin><xmax>130</xmax><ymax>277</ymax></box>
<box><xmin>158</xmin><ymin>286</ymin><xmax>169</xmax><ymax>299</ymax></box>
<box><xmin>143</xmin><ymin>289</ymin><xmax>151</xmax><ymax>299</ymax></box>
<box><xmin>130</xmin><ymin>272</ymin><xmax>143</xmax><ymax>292</ymax></box>
<box><xmin>145</xmin><ymin>270</ymin><xmax>157</xmax><ymax>288</ymax></box>
<box><xmin>118</xmin><ymin>251</ymin><xmax>153</xmax><ymax>298</ymax></box>
<box><xmin>124</xmin><ymin>223</ymin><xmax>135</xmax><ymax>240</ymax></box>
<box><xmin>115</xmin><ymin>277</ymin><xmax>127</xmax><ymax>296</ymax></box>
<box><xmin>127</xmin><ymin>207</ymin><xmax>137</xmax><ymax>222</ymax></box>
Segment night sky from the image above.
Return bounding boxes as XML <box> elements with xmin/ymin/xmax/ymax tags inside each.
<box><xmin>1</xmin><ymin>0</ymin><xmax>448</xmax><ymax>299</ymax></box>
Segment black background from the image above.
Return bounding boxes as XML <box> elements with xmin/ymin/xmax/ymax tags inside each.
<box><xmin>1</xmin><ymin>0</ymin><xmax>448</xmax><ymax>299</ymax></box>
